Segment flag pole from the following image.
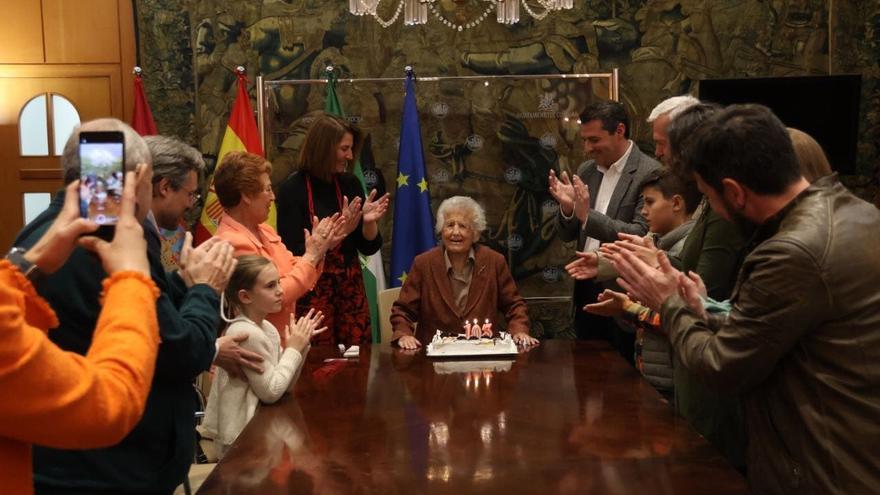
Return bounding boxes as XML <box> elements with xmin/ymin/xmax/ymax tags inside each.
<box><xmin>256</xmin><ymin>74</ymin><xmax>265</xmax><ymax>153</ymax></box>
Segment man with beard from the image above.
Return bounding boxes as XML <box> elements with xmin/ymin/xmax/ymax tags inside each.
<box><xmin>613</xmin><ymin>104</ymin><xmax>880</xmax><ymax>494</ymax></box>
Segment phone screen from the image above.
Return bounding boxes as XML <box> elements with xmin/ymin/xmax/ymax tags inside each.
<box><xmin>79</xmin><ymin>131</ymin><xmax>125</xmax><ymax>225</ymax></box>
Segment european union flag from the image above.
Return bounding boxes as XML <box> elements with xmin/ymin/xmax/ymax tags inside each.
<box><xmin>390</xmin><ymin>72</ymin><xmax>434</xmax><ymax>287</ymax></box>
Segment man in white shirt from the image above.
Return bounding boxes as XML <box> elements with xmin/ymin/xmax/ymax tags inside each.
<box><xmin>550</xmin><ymin>101</ymin><xmax>659</xmax><ymax>356</ymax></box>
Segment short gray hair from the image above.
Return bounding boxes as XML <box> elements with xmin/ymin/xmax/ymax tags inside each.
<box><xmin>145</xmin><ymin>135</ymin><xmax>206</xmax><ymax>188</ymax></box>
<box><xmin>647</xmin><ymin>95</ymin><xmax>700</xmax><ymax>123</ymax></box>
<box><xmin>61</xmin><ymin>118</ymin><xmax>151</xmax><ymax>184</ymax></box>
<box><xmin>435</xmin><ymin>196</ymin><xmax>487</xmax><ymax>239</ymax></box>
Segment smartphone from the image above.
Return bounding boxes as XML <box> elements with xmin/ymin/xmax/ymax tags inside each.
<box><xmin>78</xmin><ymin>131</ymin><xmax>125</xmax><ymax>226</ymax></box>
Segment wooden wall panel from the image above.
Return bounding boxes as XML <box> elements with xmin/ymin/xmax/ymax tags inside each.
<box><xmin>0</xmin><ymin>1</ymin><xmax>44</xmax><ymax>63</ymax></box>
<box><xmin>43</xmin><ymin>0</ymin><xmax>121</xmax><ymax>63</ymax></box>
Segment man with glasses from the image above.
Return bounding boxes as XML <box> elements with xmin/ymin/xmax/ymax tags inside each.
<box><xmin>145</xmin><ymin>135</ymin><xmax>265</xmax><ymax>381</ymax></box>
<box><xmin>146</xmin><ymin>135</ymin><xmax>205</xmax><ymax>230</ymax></box>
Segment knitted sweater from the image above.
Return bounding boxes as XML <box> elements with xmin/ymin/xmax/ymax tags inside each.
<box><xmin>0</xmin><ymin>262</ymin><xmax>159</xmax><ymax>495</ymax></box>
<box><xmin>199</xmin><ymin>316</ymin><xmax>307</xmax><ymax>453</ymax></box>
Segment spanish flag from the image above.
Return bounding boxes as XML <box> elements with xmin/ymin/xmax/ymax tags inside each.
<box><xmin>195</xmin><ymin>69</ymin><xmax>271</xmax><ymax>244</ymax></box>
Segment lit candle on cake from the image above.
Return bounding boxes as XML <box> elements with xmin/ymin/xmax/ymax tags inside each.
<box><xmin>481</xmin><ymin>318</ymin><xmax>493</xmax><ymax>338</ymax></box>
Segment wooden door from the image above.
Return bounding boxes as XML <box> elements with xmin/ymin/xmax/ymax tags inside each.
<box><xmin>0</xmin><ymin>0</ymin><xmax>135</xmax><ymax>249</ymax></box>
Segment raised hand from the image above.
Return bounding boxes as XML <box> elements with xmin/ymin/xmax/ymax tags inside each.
<box><xmin>284</xmin><ymin>308</ymin><xmax>327</xmax><ymax>353</ymax></box>
<box><xmin>584</xmin><ymin>289</ymin><xmax>628</xmax><ymax>317</ymax></box>
<box><xmin>77</xmin><ymin>169</ymin><xmax>150</xmax><ymax>276</ymax></box>
<box><xmin>362</xmin><ymin>189</ymin><xmax>390</xmax><ymax>224</ymax></box>
<box><xmin>565</xmin><ymin>251</ymin><xmax>600</xmax><ymax>280</ymax></box>
<box><xmin>548</xmin><ymin>170</ymin><xmax>575</xmax><ymax>216</ymax></box>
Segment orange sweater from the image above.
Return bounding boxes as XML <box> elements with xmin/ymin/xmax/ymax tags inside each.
<box><xmin>0</xmin><ymin>261</ymin><xmax>160</xmax><ymax>495</ymax></box>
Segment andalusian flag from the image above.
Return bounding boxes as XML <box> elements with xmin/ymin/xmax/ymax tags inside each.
<box><xmin>390</xmin><ymin>72</ymin><xmax>434</xmax><ymax>288</ymax></box>
<box><xmin>325</xmin><ymin>72</ymin><xmax>387</xmax><ymax>343</ymax></box>
<box><xmin>195</xmin><ymin>69</ymin><xmax>271</xmax><ymax>244</ymax></box>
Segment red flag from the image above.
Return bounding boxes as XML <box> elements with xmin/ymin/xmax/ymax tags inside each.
<box><xmin>131</xmin><ymin>72</ymin><xmax>158</xmax><ymax>136</ymax></box>
<box><xmin>195</xmin><ymin>70</ymin><xmax>266</xmax><ymax>244</ymax></box>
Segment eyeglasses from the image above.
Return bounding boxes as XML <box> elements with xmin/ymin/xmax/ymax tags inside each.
<box><xmin>181</xmin><ymin>188</ymin><xmax>200</xmax><ymax>203</ymax></box>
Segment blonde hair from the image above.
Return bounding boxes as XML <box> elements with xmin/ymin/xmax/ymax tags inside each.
<box><xmin>788</xmin><ymin>128</ymin><xmax>832</xmax><ymax>183</ymax></box>
<box><xmin>221</xmin><ymin>255</ymin><xmax>272</xmax><ymax>320</ymax></box>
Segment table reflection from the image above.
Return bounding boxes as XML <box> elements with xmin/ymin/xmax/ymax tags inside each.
<box><xmin>198</xmin><ymin>342</ymin><xmax>746</xmax><ymax>495</ymax></box>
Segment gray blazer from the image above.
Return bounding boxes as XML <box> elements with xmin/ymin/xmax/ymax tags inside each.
<box><xmin>557</xmin><ymin>143</ymin><xmax>660</xmax><ymax>248</ymax></box>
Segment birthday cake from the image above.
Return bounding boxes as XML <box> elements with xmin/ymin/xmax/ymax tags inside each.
<box><xmin>425</xmin><ymin>320</ymin><xmax>518</xmax><ymax>357</ymax></box>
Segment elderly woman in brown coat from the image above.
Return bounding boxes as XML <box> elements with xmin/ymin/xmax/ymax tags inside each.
<box><xmin>390</xmin><ymin>196</ymin><xmax>538</xmax><ymax>349</ymax></box>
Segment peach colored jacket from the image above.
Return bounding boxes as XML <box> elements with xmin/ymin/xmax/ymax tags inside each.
<box><xmin>215</xmin><ymin>215</ymin><xmax>322</xmax><ymax>339</ymax></box>
<box><xmin>0</xmin><ymin>261</ymin><xmax>160</xmax><ymax>495</ymax></box>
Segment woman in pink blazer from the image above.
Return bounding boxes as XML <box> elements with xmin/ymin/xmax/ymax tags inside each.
<box><xmin>213</xmin><ymin>151</ymin><xmax>343</xmax><ymax>343</ymax></box>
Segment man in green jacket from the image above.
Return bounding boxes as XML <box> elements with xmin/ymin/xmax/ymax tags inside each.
<box><xmin>650</xmin><ymin>99</ymin><xmax>749</xmax><ymax>469</ymax></box>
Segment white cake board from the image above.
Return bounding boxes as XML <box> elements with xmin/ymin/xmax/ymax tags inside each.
<box><xmin>425</xmin><ymin>330</ymin><xmax>519</xmax><ymax>358</ymax></box>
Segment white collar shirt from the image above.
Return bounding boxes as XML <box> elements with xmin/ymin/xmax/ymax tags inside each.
<box><xmin>584</xmin><ymin>140</ymin><xmax>634</xmax><ymax>252</ymax></box>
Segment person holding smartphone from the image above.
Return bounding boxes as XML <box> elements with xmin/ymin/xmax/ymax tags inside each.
<box><xmin>0</xmin><ymin>172</ymin><xmax>160</xmax><ymax>495</ymax></box>
<box><xmin>14</xmin><ymin>118</ymin><xmax>235</xmax><ymax>495</ymax></box>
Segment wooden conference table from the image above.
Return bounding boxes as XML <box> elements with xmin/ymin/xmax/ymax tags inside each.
<box><xmin>197</xmin><ymin>341</ymin><xmax>747</xmax><ymax>494</ymax></box>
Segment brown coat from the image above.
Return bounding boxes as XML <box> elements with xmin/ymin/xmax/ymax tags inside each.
<box><xmin>390</xmin><ymin>245</ymin><xmax>530</xmax><ymax>343</ymax></box>
<box><xmin>662</xmin><ymin>176</ymin><xmax>880</xmax><ymax>494</ymax></box>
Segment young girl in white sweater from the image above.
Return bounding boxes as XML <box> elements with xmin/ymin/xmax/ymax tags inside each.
<box><xmin>199</xmin><ymin>255</ymin><xmax>325</xmax><ymax>458</ymax></box>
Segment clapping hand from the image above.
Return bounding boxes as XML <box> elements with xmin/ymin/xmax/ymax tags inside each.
<box><xmin>304</xmin><ymin>214</ymin><xmax>344</xmax><ymax>264</ymax></box>
<box><xmin>599</xmin><ymin>233</ymin><xmax>661</xmax><ymax>269</ymax></box>
<box><xmin>339</xmin><ymin>195</ymin><xmax>363</xmax><ymax>236</ymax></box>
<box><xmin>565</xmin><ymin>251</ymin><xmax>600</xmax><ymax>280</ymax></box>
<box><xmin>571</xmin><ymin>174</ymin><xmax>590</xmax><ymax>223</ymax></box>
<box><xmin>284</xmin><ymin>308</ymin><xmax>327</xmax><ymax>353</ymax></box>
<box><xmin>677</xmin><ymin>271</ymin><xmax>708</xmax><ymax>319</ymax></box>
<box><xmin>583</xmin><ymin>289</ymin><xmax>628</xmax><ymax>317</ymax></box>
<box><xmin>362</xmin><ymin>189</ymin><xmax>390</xmax><ymax>224</ymax></box>
<box><xmin>548</xmin><ymin>170</ymin><xmax>575</xmax><ymax>216</ymax></box>
<box><xmin>611</xmin><ymin>250</ymin><xmax>680</xmax><ymax>312</ymax></box>
<box><xmin>178</xmin><ymin>233</ymin><xmax>237</xmax><ymax>293</ymax></box>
